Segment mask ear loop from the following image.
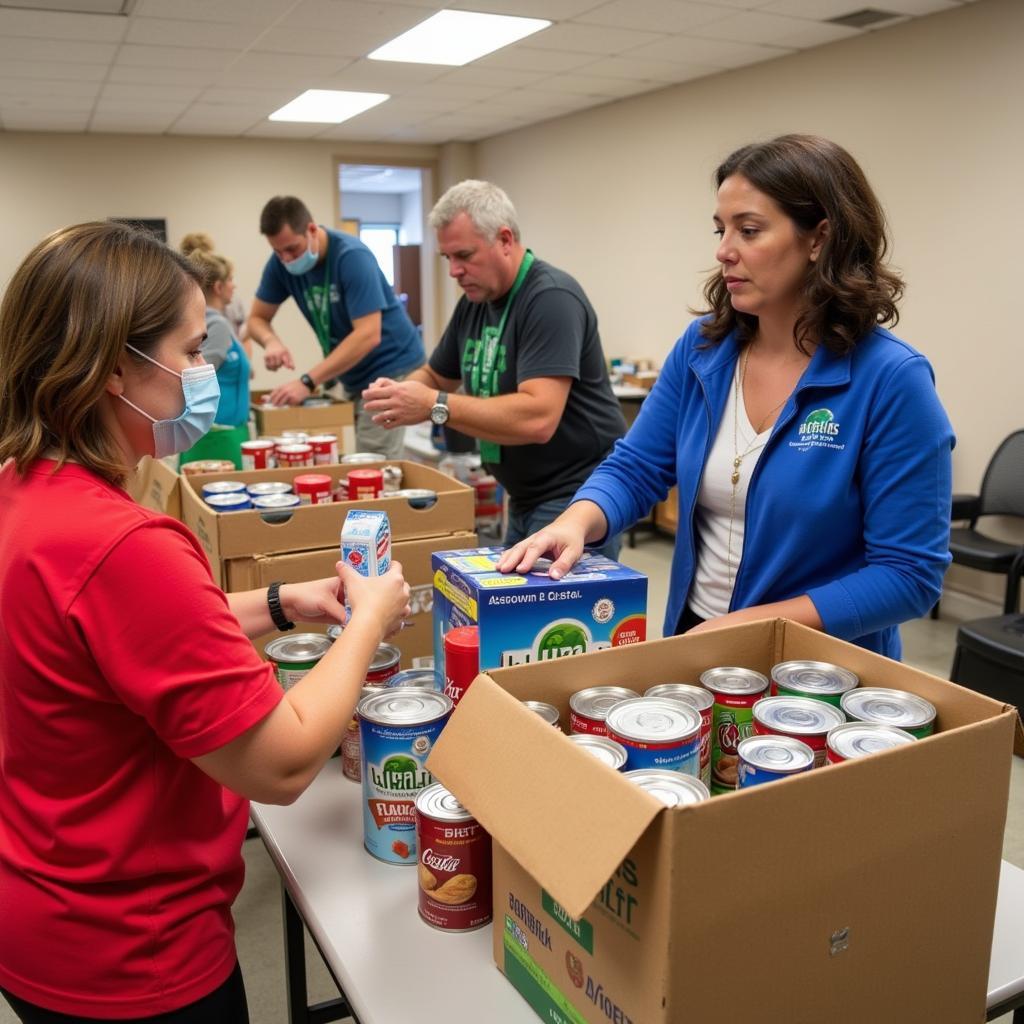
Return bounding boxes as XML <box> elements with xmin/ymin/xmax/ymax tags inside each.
<box><xmin>117</xmin><ymin>393</ymin><xmax>157</xmax><ymax>423</ymax></box>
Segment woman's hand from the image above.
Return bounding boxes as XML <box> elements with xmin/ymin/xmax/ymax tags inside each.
<box><xmin>496</xmin><ymin>520</ymin><xmax>588</xmax><ymax>581</ymax></box>
<box><xmin>280</xmin><ymin>575</ymin><xmax>347</xmax><ymax>625</ymax></box>
<box><xmin>342</xmin><ymin>561</ymin><xmax>411</xmax><ymax>640</ymax></box>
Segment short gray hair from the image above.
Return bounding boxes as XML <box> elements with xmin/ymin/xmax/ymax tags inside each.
<box><xmin>428</xmin><ymin>180</ymin><xmax>520</xmax><ymax>242</ymax></box>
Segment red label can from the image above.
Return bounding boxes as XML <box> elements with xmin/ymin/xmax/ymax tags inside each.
<box><xmin>240</xmin><ymin>438</ymin><xmax>276</xmax><ymax>470</ymax></box>
<box><xmin>292</xmin><ymin>473</ymin><xmax>333</xmax><ymax>505</ymax></box>
<box><xmin>347</xmin><ymin>468</ymin><xmax>383</xmax><ymax>500</ymax></box>
<box><xmin>415</xmin><ymin>782</ymin><xmax>492</xmax><ymax>931</ymax></box>
<box><xmin>308</xmin><ymin>434</ymin><xmax>339</xmax><ymax>465</ymax></box>
<box><xmin>365</xmin><ymin>643</ymin><xmax>401</xmax><ymax>686</ymax></box>
<box><xmin>443</xmin><ymin>626</ymin><xmax>479</xmax><ymax>707</ymax></box>
<box><xmin>276</xmin><ymin>443</ymin><xmax>313</xmax><ymax>468</ymax></box>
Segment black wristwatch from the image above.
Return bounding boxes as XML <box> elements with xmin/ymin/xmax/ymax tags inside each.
<box><xmin>267</xmin><ymin>581</ymin><xmax>295</xmax><ymax>631</ymax></box>
<box><xmin>300</xmin><ymin>373</ymin><xmax>316</xmax><ymax>393</ymax></box>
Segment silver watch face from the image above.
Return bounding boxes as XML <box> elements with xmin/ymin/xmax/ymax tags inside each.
<box><xmin>430</xmin><ymin>404</ymin><xmax>449</xmax><ymax>425</ymax></box>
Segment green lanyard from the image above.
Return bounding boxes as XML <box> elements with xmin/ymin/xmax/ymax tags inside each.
<box><xmin>467</xmin><ymin>250</ymin><xmax>534</xmax><ymax>463</ymax></box>
<box><xmin>306</xmin><ymin>234</ymin><xmax>332</xmax><ymax>357</ymax></box>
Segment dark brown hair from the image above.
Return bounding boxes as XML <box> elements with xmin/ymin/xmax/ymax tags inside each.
<box><xmin>698</xmin><ymin>134</ymin><xmax>904</xmax><ymax>355</ymax></box>
<box><xmin>0</xmin><ymin>221</ymin><xmax>200</xmax><ymax>484</ymax></box>
<box><xmin>259</xmin><ymin>196</ymin><xmax>314</xmax><ymax>236</ymax></box>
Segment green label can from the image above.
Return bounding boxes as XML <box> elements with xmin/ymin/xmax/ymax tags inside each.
<box><xmin>700</xmin><ymin>667</ymin><xmax>769</xmax><ymax>794</ymax></box>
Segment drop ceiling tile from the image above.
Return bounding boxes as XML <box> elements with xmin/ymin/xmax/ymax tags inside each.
<box><xmin>316</xmin><ymin>58</ymin><xmax>448</xmax><ymax>91</ymax></box>
<box><xmin>0</xmin><ymin>8</ymin><xmax>127</xmax><ymax>42</ymax></box>
<box><xmin>170</xmin><ymin>102</ymin><xmax>269</xmax><ymax>124</ymax></box>
<box><xmin>109</xmin><ymin>65</ymin><xmax>224</xmax><ymax>86</ymax></box>
<box><xmin>471</xmin><ymin>46</ymin><xmax>599</xmax><ymax>74</ymax></box>
<box><xmin>0</xmin><ymin>37</ymin><xmax>117</xmax><ymax>64</ymax></box>
<box><xmin>91</xmin><ymin>99</ymin><xmax>192</xmax><ymax>119</ymax></box>
<box><xmin>251</xmin><ymin>26</ymin><xmax>388</xmax><ymax>58</ymax></box>
<box><xmin>691</xmin><ymin>10</ymin><xmax>859</xmax><ymax>47</ymax></box>
<box><xmin>373</xmin><ymin>95</ymin><xmax>471</xmax><ymax>113</ymax></box>
<box><xmin>432</xmin><ymin>66</ymin><xmax>549</xmax><ymax>88</ymax></box>
<box><xmin>0</xmin><ymin>60</ymin><xmax>108</xmax><ymax>82</ymax></box>
<box><xmin>524</xmin><ymin>23</ymin><xmax>664</xmax><ymax>55</ymax></box>
<box><xmin>575</xmin><ymin>0</ymin><xmax>733</xmax><ymax>33</ymax></box>
<box><xmin>540</xmin><ymin>73</ymin><xmax>659</xmax><ymax>97</ymax></box>
<box><xmin>407</xmin><ymin>80</ymin><xmax>505</xmax><ymax>101</ymax></box>
<box><xmin>623</xmin><ymin>34</ymin><xmax>791</xmax><ymax>68</ymax></box>
<box><xmin>115</xmin><ymin>44</ymin><xmax>239</xmax><ymax>71</ymax></box>
<box><xmin>89</xmin><ymin>114</ymin><xmax>179</xmax><ymax>134</ymax></box>
<box><xmin>1</xmin><ymin>110</ymin><xmax>91</xmax><ymax>131</ymax></box>
<box><xmin>579</xmin><ymin>54</ymin><xmax>718</xmax><ymax>82</ymax></box>
<box><xmin>281</xmin><ymin>0</ymin><xmax>429</xmax><ymax>35</ymax></box>
<box><xmin>0</xmin><ymin>77</ymin><xmax>101</xmax><ymax>100</ymax></box>
<box><xmin>0</xmin><ymin>93</ymin><xmax>96</xmax><ymax>113</ymax></box>
<box><xmin>125</xmin><ymin>17</ymin><xmax>265</xmax><ymax>50</ymax></box>
<box><xmin>133</xmin><ymin>0</ymin><xmax>292</xmax><ymax>25</ymax></box>
<box><xmin>243</xmin><ymin>120</ymin><xmax>330</xmax><ymax>138</ymax></box>
<box><xmin>449</xmin><ymin>0</ymin><xmax>603</xmax><ymax>17</ymax></box>
<box><xmin>100</xmin><ymin>82</ymin><xmax>205</xmax><ymax>103</ymax></box>
<box><xmin>225</xmin><ymin>51</ymin><xmax>348</xmax><ymax>78</ymax></box>
<box><xmin>195</xmin><ymin>86</ymin><xmax>299</xmax><ymax>107</ymax></box>
<box><xmin>166</xmin><ymin>121</ymin><xmax>250</xmax><ymax>136</ymax></box>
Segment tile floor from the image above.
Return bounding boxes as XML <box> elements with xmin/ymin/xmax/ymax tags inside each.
<box><xmin>2</xmin><ymin>534</ymin><xmax>1020</xmax><ymax>1024</ymax></box>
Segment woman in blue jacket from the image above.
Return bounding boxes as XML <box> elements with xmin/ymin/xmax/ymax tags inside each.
<box><xmin>499</xmin><ymin>135</ymin><xmax>953</xmax><ymax>659</ymax></box>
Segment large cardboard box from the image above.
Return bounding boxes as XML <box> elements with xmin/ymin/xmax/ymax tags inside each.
<box><xmin>250</xmin><ymin>391</ymin><xmax>356</xmax><ymax>453</ymax></box>
<box><xmin>127</xmin><ymin>456</ymin><xmax>182</xmax><ymax>519</ymax></box>
<box><xmin>235</xmin><ymin>532</ymin><xmax>477</xmax><ymax>668</ymax></box>
<box><xmin>429</xmin><ymin>619</ymin><xmax>1024</xmax><ymax>1024</ymax></box>
<box><xmin>180</xmin><ymin>461</ymin><xmax>474</xmax><ymax>586</ymax></box>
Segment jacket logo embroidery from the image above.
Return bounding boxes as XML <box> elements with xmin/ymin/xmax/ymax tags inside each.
<box><xmin>790</xmin><ymin>408</ymin><xmax>845</xmax><ymax>451</ymax></box>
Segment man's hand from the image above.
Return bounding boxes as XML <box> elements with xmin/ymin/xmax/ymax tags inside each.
<box><xmin>264</xmin><ymin>338</ymin><xmax>295</xmax><ymax>372</ymax></box>
<box><xmin>269</xmin><ymin>378</ymin><xmax>312</xmax><ymax>407</ymax></box>
<box><xmin>362</xmin><ymin>377</ymin><xmax>434</xmax><ymax>428</ymax></box>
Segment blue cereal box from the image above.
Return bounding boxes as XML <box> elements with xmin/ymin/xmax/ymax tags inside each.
<box><xmin>432</xmin><ymin>546</ymin><xmax>647</xmax><ymax>679</ymax></box>
<box><xmin>341</xmin><ymin>509</ymin><xmax>391</xmax><ymax>577</ymax></box>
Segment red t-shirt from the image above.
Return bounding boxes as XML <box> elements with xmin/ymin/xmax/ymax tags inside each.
<box><xmin>0</xmin><ymin>460</ymin><xmax>283</xmax><ymax>1017</ymax></box>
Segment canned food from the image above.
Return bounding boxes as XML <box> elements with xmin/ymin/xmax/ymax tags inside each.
<box><xmin>606</xmin><ymin>697</ymin><xmax>702</xmax><ymax>776</ymax></box>
<box><xmin>624</xmin><ymin>769</ymin><xmax>709</xmax><ymax>806</ymax></box>
<box><xmin>839</xmin><ymin>688</ymin><xmax>936</xmax><ymax>739</ymax></box>
<box><xmin>522</xmin><ymin>700</ymin><xmax>561</xmax><ymax>727</ymax></box>
<box><xmin>264</xmin><ymin>633</ymin><xmax>332</xmax><ymax>690</ymax></box>
<box><xmin>569</xmin><ymin>686</ymin><xmax>641</xmax><ymax>736</ymax></box>
<box><xmin>737</xmin><ymin>735</ymin><xmax>815</xmax><ymax>788</ymax></box>
<box><xmin>252</xmin><ymin>492</ymin><xmax>301</xmax><ymax>522</ymax></box>
<box><xmin>382</xmin><ymin>464</ymin><xmax>404</xmax><ymax>493</ymax></box>
<box><xmin>276</xmin><ymin>443</ymin><xmax>313</xmax><ymax>468</ymax></box>
<box><xmin>415</xmin><ymin>782</ymin><xmax>492</xmax><ymax>931</ymax></box>
<box><xmin>292</xmin><ymin>472</ymin><xmax>333</xmax><ymax>505</ymax></box>
<box><xmin>307</xmin><ymin>434</ymin><xmax>338</xmax><ymax>465</ymax></box>
<box><xmin>393</xmin><ymin>487</ymin><xmax>438</xmax><ymax>509</ymax></box>
<box><xmin>301</xmin><ymin>397</ymin><xmax>333</xmax><ymax>408</ymax></box>
<box><xmin>443</xmin><ymin>627</ymin><xmax>479</xmax><ymax>707</ymax></box>
<box><xmin>342</xmin><ymin>683</ymin><xmax>381</xmax><ymax>782</ymax></box>
<box><xmin>366</xmin><ymin>643</ymin><xmax>401</xmax><ymax>686</ymax></box>
<box><xmin>280</xmin><ymin>430</ymin><xmax>309</xmax><ymax>443</ymax></box>
<box><xmin>644</xmin><ymin>683</ymin><xmax>713</xmax><ymax>790</ymax></box>
<box><xmin>770</xmin><ymin>660</ymin><xmax>859</xmax><ymax>706</ymax></box>
<box><xmin>567</xmin><ymin>734</ymin><xmax>628</xmax><ymax>771</ymax></box>
<box><xmin>826</xmin><ymin>722</ymin><xmax>917</xmax><ymax>763</ymax></box>
<box><xmin>246</xmin><ymin>481</ymin><xmax>292</xmax><ymax>497</ymax></box>
<box><xmin>240</xmin><ymin>439</ymin><xmax>276</xmax><ymax>470</ymax></box>
<box><xmin>699</xmin><ymin>667</ymin><xmax>770</xmax><ymax>794</ymax></box>
<box><xmin>387</xmin><ymin>668</ymin><xmax>440</xmax><ymax>690</ymax></box>
<box><xmin>358</xmin><ymin>690</ymin><xmax>452</xmax><ymax>864</ymax></box>
<box><xmin>201</xmin><ymin>480</ymin><xmax>247</xmax><ymax>498</ymax></box>
<box><xmin>205</xmin><ymin>492</ymin><xmax>252</xmax><ymax>511</ymax></box>
<box><xmin>752</xmin><ymin>696</ymin><xmax>846</xmax><ymax>767</ymax></box>
<box><xmin>348</xmin><ymin>468</ymin><xmax>384</xmax><ymax>500</ymax></box>
<box><xmin>341</xmin><ymin>452</ymin><xmax>382</xmax><ymax>465</ymax></box>
<box><xmin>180</xmin><ymin>459</ymin><xmax>235</xmax><ymax>477</ymax></box>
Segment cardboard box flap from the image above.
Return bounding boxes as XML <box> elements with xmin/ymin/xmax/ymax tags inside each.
<box><xmin>428</xmin><ymin>674</ymin><xmax>663</xmax><ymax>919</ymax></box>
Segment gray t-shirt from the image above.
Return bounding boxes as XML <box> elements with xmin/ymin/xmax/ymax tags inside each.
<box><xmin>430</xmin><ymin>257</ymin><xmax>626</xmax><ymax>507</ymax></box>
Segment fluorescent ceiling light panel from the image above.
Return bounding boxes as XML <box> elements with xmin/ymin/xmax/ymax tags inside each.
<box><xmin>368</xmin><ymin>10</ymin><xmax>551</xmax><ymax>67</ymax></box>
<box><xmin>269</xmin><ymin>89</ymin><xmax>389</xmax><ymax>124</ymax></box>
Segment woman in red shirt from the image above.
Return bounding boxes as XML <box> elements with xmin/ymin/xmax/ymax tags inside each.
<box><xmin>0</xmin><ymin>222</ymin><xmax>411</xmax><ymax>1022</ymax></box>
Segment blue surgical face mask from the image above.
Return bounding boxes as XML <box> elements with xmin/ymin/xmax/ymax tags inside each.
<box><xmin>119</xmin><ymin>344</ymin><xmax>220</xmax><ymax>458</ymax></box>
<box><xmin>281</xmin><ymin>230</ymin><xmax>318</xmax><ymax>276</ymax></box>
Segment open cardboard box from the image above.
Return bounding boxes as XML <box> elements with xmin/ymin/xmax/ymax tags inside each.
<box><xmin>128</xmin><ymin>456</ymin><xmax>182</xmax><ymax>519</ymax></box>
<box><xmin>250</xmin><ymin>391</ymin><xmax>356</xmax><ymax>453</ymax></box>
<box><xmin>428</xmin><ymin>619</ymin><xmax>1024</xmax><ymax>1024</ymax></box>
<box><xmin>180</xmin><ymin>461</ymin><xmax>474</xmax><ymax>585</ymax></box>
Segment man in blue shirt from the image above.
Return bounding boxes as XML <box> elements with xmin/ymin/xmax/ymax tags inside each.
<box><xmin>248</xmin><ymin>195</ymin><xmax>424</xmax><ymax>458</ymax></box>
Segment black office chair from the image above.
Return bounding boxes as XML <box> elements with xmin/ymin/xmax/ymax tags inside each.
<box><xmin>933</xmin><ymin>429</ymin><xmax>1024</xmax><ymax>619</ymax></box>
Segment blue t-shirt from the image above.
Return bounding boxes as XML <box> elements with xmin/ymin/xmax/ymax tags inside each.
<box><xmin>204</xmin><ymin>308</ymin><xmax>250</xmax><ymax>428</ymax></box>
<box><xmin>256</xmin><ymin>227</ymin><xmax>424</xmax><ymax>393</ymax></box>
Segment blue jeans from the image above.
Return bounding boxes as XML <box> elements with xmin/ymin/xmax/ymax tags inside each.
<box><xmin>504</xmin><ymin>497</ymin><xmax>622</xmax><ymax>563</ymax></box>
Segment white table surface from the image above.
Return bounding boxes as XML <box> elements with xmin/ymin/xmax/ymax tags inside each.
<box><xmin>252</xmin><ymin>761</ymin><xmax>1024</xmax><ymax>1022</ymax></box>
<box><xmin>611</xmin><ymin>384</ymin><xmax>649</xmax><ymax>399</ymax></box>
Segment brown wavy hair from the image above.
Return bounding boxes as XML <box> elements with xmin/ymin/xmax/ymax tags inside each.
<box><xmin>0</xmin><ymin>221</ymin><xmax>200</xmax><ymax>485</ymax></box>
<box><xmin>697</xmin><ymin>134</ymin><xmax>904</xmax><ymax>355</ymax></box>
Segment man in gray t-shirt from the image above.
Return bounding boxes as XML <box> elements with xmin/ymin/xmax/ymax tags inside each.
<box><xmin>363</xmin><ymin>181</ymin><xmax>625</xmax><ymax>555</ymax></box>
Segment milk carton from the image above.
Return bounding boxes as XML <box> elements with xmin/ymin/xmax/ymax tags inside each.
<box><xmin>341</xmin><ymin>509</ymin><xmax>392</xmax><ymax>578</ymax></box>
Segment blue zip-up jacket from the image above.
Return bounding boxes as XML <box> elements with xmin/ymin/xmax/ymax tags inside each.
<box><xmin>574</xmin><ymin>320</ymin><xmax>954</xmax><ymax>659</ymax></box>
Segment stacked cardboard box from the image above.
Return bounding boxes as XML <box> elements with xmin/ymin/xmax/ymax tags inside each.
<box><xmin>250</xmin><ymin>391</ymin><xmax>356</xmax><ymax>454</ymax></box>
<box><xmin>128</xmin><ymin>456</ymin><xmax>182</xmax><ymax>519</ymax></box>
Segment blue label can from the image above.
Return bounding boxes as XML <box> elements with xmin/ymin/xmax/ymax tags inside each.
<box><xmin>606</xmin><ymin>697</ymin><xmax>701</xmax><ymax>777</ymax></box>
<box><xmin>358</xmin><ymin>690</ymin><xmax>452</xmax><ymax>865</ymax></box>
<box><xmin>737</xmin><ymin>734</ymin><xmax>815</xmax><ymax>788</ymax></box>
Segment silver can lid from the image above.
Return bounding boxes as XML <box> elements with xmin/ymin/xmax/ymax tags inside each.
<box><xmin>386</xmin><ymin>668</ymin><xmax>440</xmax><ymax>690</ymax></box>
<box><xmin>771</xmin><ymin>660</ymin><xmax>859</xmax><ymax>696</ymax></box>
<box><xmin>358</xmin><ymin>689</ymin><xmax>452</xmax><ymax>726</ymax></box>
<box><xmin>252</xmin><ymin>493</ymin><xmax>301</xmax><ymax>508</ymax></box>
<box><xmin>522</xmin><ymin>700</ymin><xmax>560</xmax><ymax>726</ymax></box>
<box><xmin>738</xmin><ymin>734</ymin><xmax>815</xmax><ymax>773</ymax></box>
<box><xmin>568</xmin><ymin>734</ymin><xmax>628</xmax><ymax>770</ymax></box>
<box><xmin>828</xmin><ymin>722</ymin><xmax>917</xmax><ymax>760</ymax></box>
<box><xmin>247</xmin><ymin>481</ymin><xmax>293</xmax><ymax>496</ymax></box>
<box><xmin>206</xmin><ymin>492</ymin><xmax>251</xmax><ymax>509</ymax></box>
<box><xmin>264</xmin><ymin>632</ymin><xmax>332</xmax><ymax>664</ymax></box>
<box><xmin>624</xmin><ymin>769</ymin><xmax>709</xmax><ymax>806</ymax></box>
<box><xmin>606</xmin><ymin>697</ymin><xmax>701</xmax><ymax>744</ymax></box>
<box><xmin>393</xmin><ymin>488</ymin><xmax>438</xmax><ymax>507</ymax></box>
<box><xmin>840</xmin><ymin>688</ymin><xmax>936</xmax><ymax>730</ymax></box>
<box><xmin>753</xmin><ymin>696</ymin><xmax>846</xmax><ymax>736</ymax></box>
<box><xmin>569</xmin><ymin>686</ymin><xmax>641</xmax><ymax>722</ymax></box>
<box><xmin>201</xmin><ymin>480</ymin><xmax>246</xmax><ymax>495</ymax></box>
<box><xmin>276</xmin><ymin>443</ymin><xmax>312</xmax><ymax>454</ymax></box>
<box><xmin>699</xmin><ymin>666</ymin><xmax>769</xmax><ymax>696</ymax></box>
<box><xmin>341</xmin><ymin>452</ymin><xmax>382</xmax><ymax>464</ymax></box>
<box><xmin>370</xmin><ymin>643</ymin><xmax>402</xmax><ymax>673</ymax></box>
<box><xmin>415</xmin><ymin>781</ymin><xmax>474</xmax><ymax>822</ymax></box>
<box><xmin>644</xmin><ymin>683</ymin><xmax>713</xmax><ymax>712</ymax></box>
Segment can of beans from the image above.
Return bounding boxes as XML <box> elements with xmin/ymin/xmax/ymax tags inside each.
<box><xmin>737</xmin><ymin>734</ymin><xmax>815</xmax><ymax>788</ymax></box>
<box><xmin>569</xmin><ymin>686</ymin><xmax>640</xmax><ymax>736</ymax></box>
<box><xmin>568</xmin><ymin>734</ymin><xmax>628</xmax><ymax>771</ymax></box>
<box><xmin>252</xmin><ymin>492</ymin><xmax>301</xmax><ymax>522</ymax></box>
<box><xmin>348</xmin><ymin>468</ymin><xmax>384</xmax><ymax>500</ymax></box>
<box><xmin>840</xmin><ymin>687</ymin><xmax>936</xmax><ymax>739</ymax></box>
<box><xmin>770</xmin><ymin>660</ymin><xmax>859</xmax><ymax>707</ymax></box>
<box><xmin>415</xmin><ymin>782</ymin><xmax>492</xmax><ymax>931</ymax></box>
<box><xmin>387</xmin><ymin>668</ymin><xmax>440</xmax><ymax>690</ymax></box>
<box><xmin>624</xmin><ymin>769</ymin><xmax>709</xmax><ymax>806</ymax></box>
<box><xmin>826</xmin><ymin>721</ymin><xmax>918</xmax><ymax>763</ymax></box>
<box><xmin>342</xmin><ymin>683</ymin><xmax>381</xmax><ymax>782</ymax></box>
<box><xmin>206</xmin><ymin>491</ymin><xmax>252</xmax><ymax>511</ymax></box>
<box><xmin>247</xmin><ymin>481</ymin><xmax>292</xmax><ymax>498</ymax></box>
<box><xmin>366</xmin><ymin>643</ymin><xmax>401</xmax><ymax>686</ymax></box>
<box><xmin>292</xmin><ymin>472</ymin><xmax>333</xmax><ymax>505</ymax></box>
<box><xmin>606</xmin><ymin>697</ymin><xmax>702</xmax><ymax>776</ymax></box>
<box><xmin>522</xmin><ymin>700</ymin><xmax>561</xmax><ymax>727</ymax></box>
<box><xmin>276</xmin><ymin>443</ymin><xmax>313</xmax><ymax>468</ymax></box>
<box><xmin>201</xmin><ymin>480</ymin><xmax>246</xmax><ymax>499</ymax></box>
<box><xmin>307</xmin><ymin>434</ymin><xmax>339</xmax><ymax>465</ymax></box>
<box><xmin>359</xmin><ymin>689</ymin><xmax>452</xmax><ymax>864</ymax></box>
<box><xmin>700</xmin><ymin>667</ymin><xmax>770</xmax><ymax>794</ymax></box>
<box><xmin>443</xmin><ymin>626</ymin><xmax>479</xmax><ymax>707</ymax></box>
<box><xmin>644</xmin><ymin>683</ymin><xmax>713</xmax><ymax>790</ymax></box>
<box><xmin>240</xmin><ymin>439</ymin><xmax>276</xmax><ymax>470</ymax></box>
<box><xmin>181</xmin><ymin>459</ymin><xmax>236</xmax><ymax>477</ymax></box>
<box><xmin>752</xmin><ymin>696</ymin><xmax>846</xmax><ymax>768</ymax></box>
<box><xmin>264</xmin><ymin>633</ymin><xmax>332</xmax><ymax>690</ymax></box>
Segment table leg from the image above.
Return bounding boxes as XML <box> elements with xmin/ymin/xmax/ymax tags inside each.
<box><xmin>282</xmin><ymin>886</ymin><xmax>310</xmax><ymax>1024</ymax></box>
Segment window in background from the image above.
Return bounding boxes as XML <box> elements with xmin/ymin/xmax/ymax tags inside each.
<box><xmin>360</xmin><ymin>224</ymin><xmax>400</xmax><ymax>284</ymax></box>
